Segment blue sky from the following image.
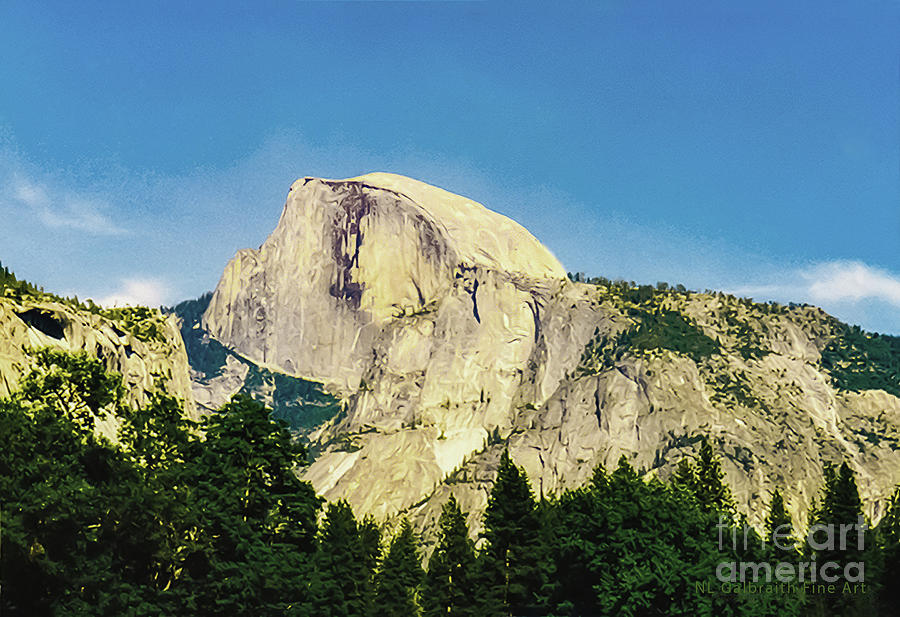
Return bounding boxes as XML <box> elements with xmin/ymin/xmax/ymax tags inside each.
<box><xmin>1</xmin><ymin>1</ymin><xmax>898</xmax><ymax>333</ymax></box>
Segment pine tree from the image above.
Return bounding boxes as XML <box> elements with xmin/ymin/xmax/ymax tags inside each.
<box><xmin>358</xmin><ymin>513</ymin><xmax>383</xmax><ymax>617</ymax></box>
<box><xmin>481</xmin><ymin>449</ymin><xmax>545</xmax><ymax>617</ymax></box>
<box><xmin>311</xmin><ymin>501</ymin><xmax>364</xmax><ymax>617</ymax></box>
<box><xmin>532</xmin><ymin>496</ymin><xmax>560</xmax><ymax>610</ymax></box>
<box><xmin>178</xmin><ymin>394</ymin><xmax>322</xmax><ymax>616</ymax></box>
<box><xmin>193</xmin><ymin>394</ymin><xmax>321</xmax><ymax>551</ymax></box>
<box><xmin>117</xmin><ymin>388</ymin><xmax>196</xmax><ymax>475</ymax></box>
<box><xmin>694</xmin><ymin>437</ymin><xmax>735</xmax><ymax>516</ymax></box>
<box><xmin>375</xmin><ymin>519</ymin><xmax>424</xmax><ymax>617</ymax></box>
<box><xmin>588</xmin><ymin>462</ymin><xmax>609</xmax><ymax>493</ymax></box>
<box><xmin>0</xmin><ymin>353</ymin><xmax>187</xmax><ymax>615</ymax></box>
<box><xmin>550</xmin><ymin>456</ymin><xmax>771</xmax><ymax>617</ymax></box>
<box><xmin>876</xmin><ymin>486</ymin><xmax>900</xmax><ymax>615</ymax></box>
<box><xmin>472</xmin><ymin>550</ymin><xmax>506</xmax><ymax>617</ymax></box>
<box><xmin>824</xmin><ymin>463</ymin><xmax>864</xmax><ymax>528</ymax></box>
<box><xmin>306</xmin><ymin>500</ymin><xmax>382</xmax><ymax>617</ymax></box>
<box><xmin>765</xmin><ymin>488</ymin><xmax>796</xmax><ymax>558</ymax></box>
<box><xmin>670</xmin><ymin>457</ymin><xmax>699</xmax><ymax>497</ymax></box>
<box><xmin>808</xmin><ymin>462</ymin><xmax>870</xmax><ymax>617</ymax></box>
<box><xmin>423</xmin><ymin>495</ymin><xmax>477</xmax><ymax>617</ymax></box>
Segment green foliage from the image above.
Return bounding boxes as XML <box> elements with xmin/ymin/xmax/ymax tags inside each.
<box><xmin>0</xmin><ymin>262</ymin><xmax>107</xmax><ymax>316</ymax></box>
<box><xmin>814</xmin><ymin>462</ymin><xmax>864</xmax><ymax>535</ymax></box>
<box><xmin>670</xmin><ymin>457</ymin><xmax>700</xmax><ymax>497</ymax></box>
<box><xmin>621</xmin><ymin>310</ymin><xmax>720</xmax><ymax>362</ymax></box>
<box><xmin>877</xmin><ymin>486</ymin><xmax>900</xmax><ymax>548</ymax></box>
<box><xmin>668</xmin><ymin>438</ymin><xmax>735</xmax><ymax>517</ymax></box>
<box><xmin>2</xmin><ymin>261</ymin><xmax>173</xmax><ymax>346</ymax></box>
<box><xmin>0</xmin><ymin>261</ymin><xmax>43</xmax><ymax>299</ymax></box>
<box><xmin>765</xmin><ymin>489</ymin><xmax>796</xmax><ymax>558</ymax></box>
<box><xmin>99</xmin><ymin>306</ymin><xmax>169</xmax><ymax>344</ymax></box>
<box><xmin>549</xmin><ymin>456</ymin><xmax>800</xmax><ymax>617</ymax></box>
<box><xmin>374</xmin><ymin>519</ymin><xmax>424</xmax><ymax>617</ymax></box>
<box><xmin>154</xmin><ymin>393</ymin><xmax>323</xmax><ymax>616</ymax></box>
<box><xmin>707</xmin><ymin>368</ymin><xmax>767</xmax><ymax>411</ymax></box>
<box><xmin>240</xmin><ymin>363</ymin><xmax>342</xmax><ymax>432</ymax></box>
<box><xmin>576</xmin><ymin>309</ymin><xmax>719</xmax><ymax>377</ymax></box>
<box><xmin>311</xmin><ymin>501</ymin><xmax>380</xmax><ymax>617</ymax></box>
<box><xmin>694</xmin><ymin>437</ymin><xmax>736</xmax><ymax>516</ymax></box>
<box><xmin>1</xmin><ymin>352</ymin><xmax>324</xmax><ymax>616</ymax></box>
<box><xmin>821</xmin><ymin>323</ymin><xmax>900</xmax><ymax>397</ymax></box>
<box><xmin>480</xmin><ymin>449</ymin><xmax>547</xmax><ymax>617</ymax></box>
<box><xmin>721</xmin><ymin>306</ymin><xmax>769</xmax><ymax>360</ymax></box>
<box><xmin>423</xmin><ymin>495</ymin><xmax>477</xmax><ymax>617</ymax></box>
<box><xmin>169</xmin><ymin>293</ymin><xmax>229</xmax><ymax>378</ymax></box>
<box><xmin>0</xmin><ymin>362</ymin><xmax>179</xmax><ymax>615</ymax></box>
<box><xmin>570</xmin><ymin>275</ymin><xmax>833</xmax><ymax>395</ymax></box>
<box><xmin>572</xmin><ymin>276</ymin><xmax>722</xmax><ymax>377</ymax></box>
<box><xmin>20</xmin><ymin>347</ymin><xmax>125</xmax><ymax>435</ymax></box>
<box><xmin>806</xmin><ymin>462</ymin><xmax>874</xmax><ymax>616</ymax></box>
<box><xmin>197</xmin><ymin>395</ymin><xmax>319</xmax><ymax>544</ymax></box>
<box><xmin>875</xmin><ymin>487</ymin><xmax>900</xmax><ymax>615</ymax></box>
<box><xmin>117</xmin><ymin>388</ymin><xmax>197</xmax><ymax>473</ymax></box>
<box><xmin>6</xmin><ymin>348</ymin><xmax>899</xmax><ymax>617</ymax></box>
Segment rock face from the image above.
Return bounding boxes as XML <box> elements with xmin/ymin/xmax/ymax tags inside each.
<box><xmin>203</xmin><ymin>173</ymin><xmax>564</xmax><ymax>393</ymax></box>
<box><xmin>202</xmin><ymin>173</ymin><xmax>900</xmax><ymax>536</ymax></box>
<box><xmin>170</xmin><ymin>292</ymin><xmax>341</xmax><ymax>432</ymax></box>
<box><xmin>0</xmin><ymin>295</ymin><xmax>198</xmax><ymax>439</ymax></box>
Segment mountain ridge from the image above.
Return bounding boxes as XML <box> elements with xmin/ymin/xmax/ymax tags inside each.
<box><xmin>195</xmin><ymin>174</ymin><xmax>900</xmax><ymax>537</ymax></box>
<box><xmin>3</xmin><ymin>174</ymin><xmax>898</xmax><ymax>540</ymax></box>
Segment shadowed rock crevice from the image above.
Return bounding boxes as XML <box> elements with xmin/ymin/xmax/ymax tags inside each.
<box><xmin>15</xmin><ymin>308</ymin><xmax>65</xmax><ymax>339</ymax></box>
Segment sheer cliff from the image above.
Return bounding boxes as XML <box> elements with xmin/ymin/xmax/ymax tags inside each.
<box><xmin>198</xmin><ymin>173</ymin><xmax>900</xmax><ymax>536</ymax></box>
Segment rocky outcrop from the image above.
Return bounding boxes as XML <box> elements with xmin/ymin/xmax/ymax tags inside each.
<box><xmin>202</xmin><ymin>173</ymin><xmax>900</xmax><ymax>537</ymax></box>
<box><xmin>170</xmin><ymin>292</ymin><xmax>341</xmax><ymax>432</ymax></box>
<box><xmin>202</xmin><ymin>173</ymin><xmax>565</xmax><ymax>394</ymax></box>
<box><xmin>409</xmin><ymin>302</ymin><xmax>900</xmax><ymax>539</ymax></box>
<box><xmin>0</xmin><ymin>294</ymin><xmax>198</xmax><ymax>439</ymax></box>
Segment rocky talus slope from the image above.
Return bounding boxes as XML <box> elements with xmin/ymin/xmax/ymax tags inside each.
<box><xmin>192</xmin><ymin>173</ymin><xmax>900</xmax><ymax>537</ymax></box>
<box><xmin>0</xmin><ymin>292</ymin><xmax>198</xmax><ymax>439</ymax></box>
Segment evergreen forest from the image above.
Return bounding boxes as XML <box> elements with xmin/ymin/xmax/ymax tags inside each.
<box><xmin>3</xmin><ymin>349</ymin><xmax>900</xmax><ymax>616</ymax></box>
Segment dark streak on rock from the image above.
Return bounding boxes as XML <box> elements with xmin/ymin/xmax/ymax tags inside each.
<box><xmin>326</xmin><ymin>178</ymin><xmax>454</xmax><ymax>269</ymax></box>
<box><xmin>528</xmin><ymin>297</ymin><xmax>541</xmax><ymax>343</ymax></box>
<box><xmin>414</xmin><ymin>219</ymin><xmax>450</xmax><ymax>267</ymax></box>
<box><xmin>471</xmin><ymin>278</ymin><xmax>480</xmax><ymax>323</ymax></box>
<box><xmin>412</xmin><ymin>279</ymin><xmax>425</xmax><ymax>307</ymax></box>
<box><xmin>329</xmin><ymin>184</ymin><xmax>370</xmax><ymax>309</ymax></box>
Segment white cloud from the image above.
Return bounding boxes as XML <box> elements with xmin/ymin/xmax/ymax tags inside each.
<box><xmin>723</xmin><ymin>260</ymin><xmax>900</xmax><ymax>334</ymax></box>
<box><xmin>96</xmin><ymin>278</ymin><xmax>172</xmax><ymax>308</ymax></box>
<box><xmin>804</xmin><ymin>261</ymin><xmax>900</xmax><ymax>307</ymax></box>
<box><xmin>5</xmin><ymin>173</ymin><xmax>126</xmax><ymax>235</ymax></box>
<box><xmin>727</xmin><ymin>261</ymin><xmax>900</xmax><ymax>307</ymax></box>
